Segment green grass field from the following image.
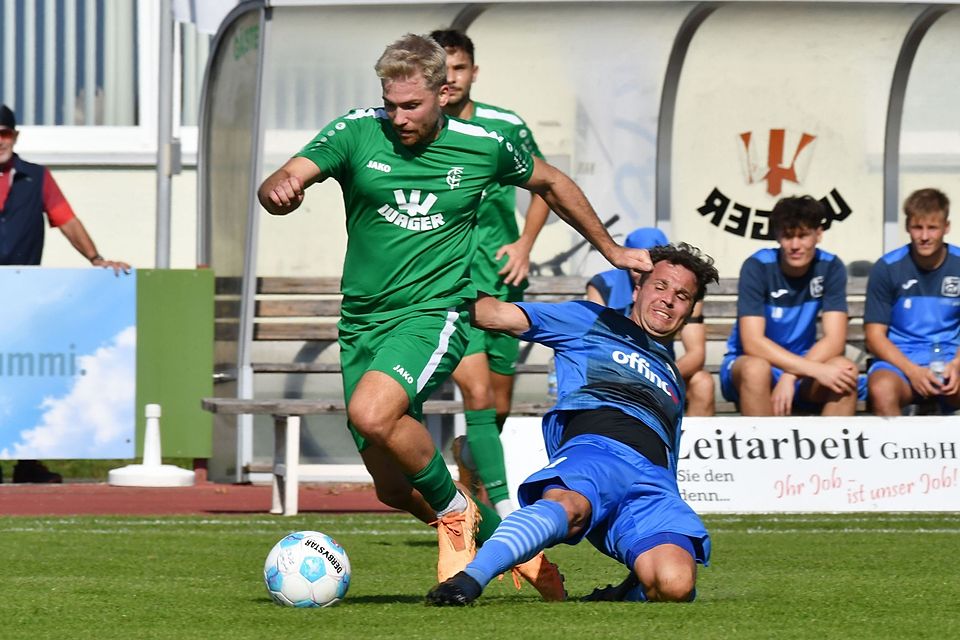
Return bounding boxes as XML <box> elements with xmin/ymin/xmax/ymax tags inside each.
<box><xmin>2</xmin><ymin>512</ymin><xmax>957</xmax><ymax>639</ymax></box>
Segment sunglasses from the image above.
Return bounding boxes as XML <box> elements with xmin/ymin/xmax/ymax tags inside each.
<box><xmin>0</xmin><ymin>129</ymin><xmax>16</xmax><ymax>140</ymax></box>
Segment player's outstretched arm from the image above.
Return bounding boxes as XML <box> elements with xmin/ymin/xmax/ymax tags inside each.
<box><xmin>470</xmin><ymin>294</ymin><xmax>531</xmax><ymax>337</ymax></box>
<box><xmin>522</xmin><ymin>158</ymin><xmax>652</xmax><ymax>275</ymax></box>
<box><xmin>258</xmin><ymin>157</ymin><xmax>322</xmax><ymax>216</ymax></box>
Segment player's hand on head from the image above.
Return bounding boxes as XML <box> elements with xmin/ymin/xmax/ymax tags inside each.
<box><xmin>495</xmin><ymin>241</ymin><xmax>531</xmax><ymax>287</ymax></box>
<box><xmin>610</xmin><ymin>247</ymin><xmax>653</xmax><ymax>275</ymax></box>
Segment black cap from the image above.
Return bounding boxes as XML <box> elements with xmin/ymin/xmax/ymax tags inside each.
<box><xmin>0</xmin><ymin>104</ymin><xmax>16</xmax><ymax>129</ymax></box>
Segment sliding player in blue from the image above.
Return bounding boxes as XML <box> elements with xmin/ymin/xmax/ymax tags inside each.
<box><xmin>426</xmin><ymin>243</ymin><xmax>718</xmax><ymax>605</ymax></box>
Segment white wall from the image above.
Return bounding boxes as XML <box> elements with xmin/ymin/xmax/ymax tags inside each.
<box><xmin>38</xmin><ymin>168</ymin><xmax>199</xmax><ymax>270</ymax></box>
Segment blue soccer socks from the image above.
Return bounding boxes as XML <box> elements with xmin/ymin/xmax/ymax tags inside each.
<box><xmin>463</xmin><ymin>499</ymin><xmax>569</xmax><ymax>587</ymax></box>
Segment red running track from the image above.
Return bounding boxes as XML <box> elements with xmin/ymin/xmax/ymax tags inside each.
<box><xmin>0</xmin><ymin>482</ymin><xmax>395</xmax><ymax>516</ymax></box>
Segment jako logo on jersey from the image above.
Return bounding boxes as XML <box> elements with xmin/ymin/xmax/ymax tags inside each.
<box><xmin>446</xmin><ymin>167</ymin><xmax>464</xmax><ymax>189</ymax></box>
<box><xmin>809</xmin><ymin>276</ymin><xmax>824</xmax><ymax>298</ymax></box>
<box><xmin>696</xmin><ymin>127</ymin><xmax>854</xmax><ymax>240</ymax></box>
<box><xmin>942</xmin><ymin>277</ymin><xmax>960</xmax><ymax>297</ymax></box>
<box><xmin>366</xmin><ymin>160</ymin><xmax>391</xmax><ymax>173</ymax></box>
<box><xmin>377</xmin><ymin>189</ymin><xmax>446</xmax><ymax>231</ymax></box>
<box><xmin>392</xmin><ymin>364</ymin><xmax>414</xmax><ymax>385</ymax></box>
<box><xmin>611</xmin><ymin>350</ymin><xmax>675</xmax><ymax>402</ymax></box>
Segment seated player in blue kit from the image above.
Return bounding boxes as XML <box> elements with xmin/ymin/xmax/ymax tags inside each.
<box><xmin>426</xmin><ymin>243</ymin><xmax>719</xmax><ymax>605</ymax></box>
<box><xmin>720</xmin><ymin>196</ymin><xmax>862</xmax><ymax>416</ymax></box>
<box><xmin>865</xmin><ymin>188</ymin><xmax>960</xmax><ymax>415</ymax></box>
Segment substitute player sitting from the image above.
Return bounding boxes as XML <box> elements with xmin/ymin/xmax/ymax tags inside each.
<box><xmin>427</xmin><ymin>243</ymin><xmax>718</xmax><ymax>605</ymax></box>
<box><xmin>865</xmin><ymin>188</ymin><xmax>960</xmax><ymax>415</ymax></box>
<box><xmin>719</xmin><ymin>196</ymin><xmax>860</xmax><ymax>416</ymax></box>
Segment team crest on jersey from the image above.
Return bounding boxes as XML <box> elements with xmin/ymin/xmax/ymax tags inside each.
<box><xmin>942</xmin><ymin>277</ymin><xmax>960</xmax><ymax>297</ymax></box>
<box><xmin>809</xmin><ymin>276</ymin><xmax>824</xmax><ymax>298</ymax></box>
<box><xmin>377</xmin><ymin>189</ymin><xmax>446</xmax><ymax>232</ymax></box>
<box><xmin>446</xmin><ymin>167</ymin><xmax>464</xmax><ymax>189</ymax></box>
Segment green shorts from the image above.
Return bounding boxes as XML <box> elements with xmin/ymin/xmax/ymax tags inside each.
<box><xmin>338</xmin><ymin>308</ymin><xmax>469</xmax><ymax>451</ymax></box>
<box><xmin>463</xmin><ymin>324</ymin><xmax>521</xmax><ymax>376</ymax></box>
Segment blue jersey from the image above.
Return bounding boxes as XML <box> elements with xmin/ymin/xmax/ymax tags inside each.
<box><xmin>726</xmin><ymin>248</ymin><xmax>848</xmax><ymax>357</ymax></box>
<box><xmin>864</xmin><ymin>244</ymin><xmax>960</xmax><ymax>358</ymax></box>
<box><xmin>516</xmin><ymin>300</ymin><xmax>685</xmax><ymax>469</ymax></box>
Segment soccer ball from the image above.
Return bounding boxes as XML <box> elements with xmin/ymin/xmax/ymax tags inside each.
<box><xmin>263</xmin><ymin>531</ymin><xmax>351</xmax><ymax>607</ymax></box>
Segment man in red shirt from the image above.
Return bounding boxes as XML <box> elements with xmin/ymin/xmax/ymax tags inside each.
<box><xmin>1</xmin><ymin>104</ymin><xmax>130</xmax><ymax>483</ymax></box>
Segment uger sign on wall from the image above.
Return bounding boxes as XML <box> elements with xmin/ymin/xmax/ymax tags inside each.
<box><xmin>0</xmin><ymin>268</ymin><xmax>136</xmax><ymax>460</ymax></box>
<box><xmin>502</xmin><ymin>416</ymin><xmax>959</xmax><ymax>512</ymax></box>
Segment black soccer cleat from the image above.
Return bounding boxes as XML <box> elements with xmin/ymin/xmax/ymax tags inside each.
<box><xmin>581</xmin><ymin>572</ymin><xmax>641</xmax><ymax>602</ymax></box>
<box><xmin>425</xmin><ymin>571</ymin><xmax>483</xmax><ymax>606</ymax></box>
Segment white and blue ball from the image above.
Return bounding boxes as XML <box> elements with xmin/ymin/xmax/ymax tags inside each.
<box><xmin>263</xmin><ymin>531</ymin><xmax>351</xmax><ymax>607</ymax></box>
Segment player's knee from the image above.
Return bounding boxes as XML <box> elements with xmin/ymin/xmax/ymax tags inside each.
<box><xmin>649</xmin><ymin>565</ymin><xmax>696</xmax><ymax>603</ymax></box>
<box><xmin>458</xmin><ymin>381</ymin><xmax>494</xmax><ymax>409</ymax></box>
<box><xmin>868</xmin><ymin>371</ymin><xmax>903</xmax><ymax>402</ymax></box>
<box><xmin>736</xmin><ymin>356</ymin><xmax>772</xmax><ymax>387</ymax></box>
<box><xmin>347</xmin><ymin>402</ymin><xmax>395</xmax><ymax>442</ymax></box>
<box><xmin>687</xmin><ymin>370</ymin><xmax>715</xmax><ymax>401</ymax></box>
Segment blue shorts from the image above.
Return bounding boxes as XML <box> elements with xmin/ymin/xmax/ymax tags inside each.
<box><xmin>868</xmin><ymin>358</ymin><xmax>958</xmax><ymax>412</ymax></box>
<box><xmin>720</xmin><ymin>354</ymin><xmax>868</xmax><ymax>406</ymax></box>
<box><xmin>518</xmin><ymin>434</ymin><xmax>710</xmax><ymax>570</ymax></box>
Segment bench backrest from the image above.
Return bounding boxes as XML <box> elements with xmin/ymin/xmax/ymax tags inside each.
<box><xmin>215</xmin><ymin>274</ymin><xmax>868</xmax><ymax>347</ymax></box>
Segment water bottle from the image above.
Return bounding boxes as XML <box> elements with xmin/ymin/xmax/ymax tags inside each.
<box><xmin>546</xmin><ymin>355</ymin><xmax>558</xmax><ymax>399</ymax></box>
<box><xmin>929</xmin><ymin>341</ymin><xmax>946</xmax><ymax>383</ymax></box>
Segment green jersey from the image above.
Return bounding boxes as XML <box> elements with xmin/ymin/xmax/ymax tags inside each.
<box><xmin>469</xmin><ymin>102</ymin><xmax>544</xmax><ymax>296</ymax></box>
<box><xmin>296</xmin><ymin>108</ymin><xmax>535</xmax><ymax>321</ymax></box>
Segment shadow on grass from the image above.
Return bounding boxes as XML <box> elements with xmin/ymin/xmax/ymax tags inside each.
<box><xmin>401</xmin><ymin>539</ymin><xmax>435</xmax><ymax>548</ymax></box>
<box><xmin>253</xmin><ymin>594</ymin><xmax>427</xmax><ymax>605</ymax></box>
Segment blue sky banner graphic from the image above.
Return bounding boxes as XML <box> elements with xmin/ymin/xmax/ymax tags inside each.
<box><xmin>0</xmin><ymin>268</ymin><xmax>136</xmax><ymax>459</ymax></box>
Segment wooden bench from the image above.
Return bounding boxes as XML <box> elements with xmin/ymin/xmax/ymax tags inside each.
<box><xmin>212</xmin><ymin>274</ymin><xmax>869</xmax><ymax>410</ymax></box>
<box><xmin>206</xmin><ymin>274</ymin><xmax>870</xmax><ymax>514</ymax></box>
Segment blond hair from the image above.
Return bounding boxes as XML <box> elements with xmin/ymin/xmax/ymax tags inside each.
<box><xmin>375</xmin><ymin>33</ymin><xmax>446</xmax><ymax>91</ymax></box>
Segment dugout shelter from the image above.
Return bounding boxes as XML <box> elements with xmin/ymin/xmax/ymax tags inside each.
<box><xmin>198</xmin><ymin>0</ymin><xmax>960</xmax><ymax>482</ymax></box>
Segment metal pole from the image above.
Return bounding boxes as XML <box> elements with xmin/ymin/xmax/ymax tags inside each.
<box><xmin>155</xmin><ymin>0</ymin><xmax>178</xmax><ymax>268</ymax></box>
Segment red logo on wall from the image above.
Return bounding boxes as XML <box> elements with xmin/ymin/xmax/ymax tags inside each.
<box><xmin>697</xmin><ymin>127</ymin><xmax>853</xmax><ymax>240</ymax></box>
<box><xmin>739</xmin><ymin>129</ymin><xmax>816</xmax><ymax>196</ymax></box>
